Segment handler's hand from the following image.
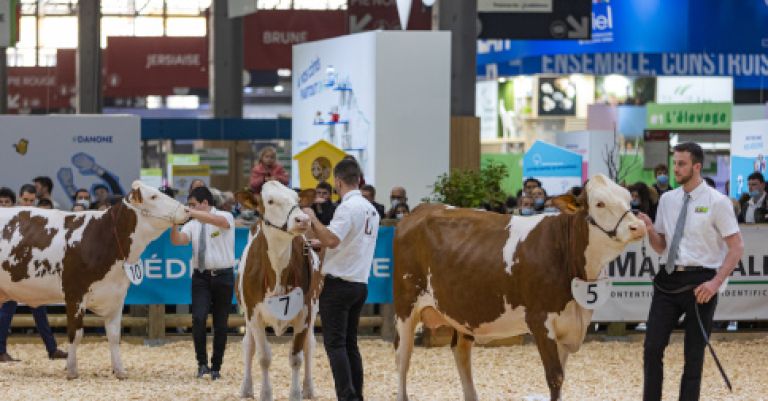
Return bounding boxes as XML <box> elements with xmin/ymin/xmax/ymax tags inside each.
<box><xmin>694</xmin><ymin>279</ymin><xmax>721</xmax><ymax>304</ymax></box>
<box><xmin>302</xmin><ymin>207</ymin><xmax>317</xmax><ymax>220</ymax></box>
<box><xmin>636</xmin><ymin>212</ymin><xmax>654</xmax><ymax>232</ymax></box>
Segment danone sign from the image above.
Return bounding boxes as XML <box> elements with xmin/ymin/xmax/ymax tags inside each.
<box><xmin>646</xmin><ymin>102</ymin><xmax>731</xmax><ymax>130</ymax></box>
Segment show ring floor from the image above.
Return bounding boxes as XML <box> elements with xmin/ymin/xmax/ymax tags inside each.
<box><xmin>0</xmin><ymin>335</ymin><xmax>766</xmax><ymax>400</ymax></box>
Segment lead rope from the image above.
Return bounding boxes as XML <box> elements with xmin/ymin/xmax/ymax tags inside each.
<box><xmin>111</xmin><ymin>204</ymin><xmax>127</xmax><ymax>261</ymax></box>
<box><xmin>694</xmin><ymin>301</ymin><xmax>733</xmax><ymax>392</ymax></box>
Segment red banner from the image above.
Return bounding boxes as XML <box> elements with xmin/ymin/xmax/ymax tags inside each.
<box><xmin>6</xmin><ymin>67</ymin><xmax>71</xmax><ymax>112</ymax></box>
<box><xmin>243</xmin><ymin>10</ymin><xmax>346</xmax><ymax>70</ymax></box>
<box><xmin>348</xmin><ymin>0</ymin><xmax>431</xmax><ymax>33</ymax></box>
<box><xmin>104</xmin><ymin>36</ymin><xmax>208</xmax><ymax>97</ymax></box>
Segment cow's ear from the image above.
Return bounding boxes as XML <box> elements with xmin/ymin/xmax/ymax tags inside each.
<box><xmin>552</xmin><ymin>195</ymin><xmax>582</xmax><ymax>214</ymax></box>
<box><xmin>298</xmin><ymin>189</ymin><xmax>316</xmax><ymax>208</ymax></box>
<box><xmin>235</xmin><ymin>190</ymin><xmax>258</xmax><ymax>210</ymax></box>
<box><xmin>129</xmin><ymin>187</ymin><xmax>143</xmax><ymax>204</ymax></box>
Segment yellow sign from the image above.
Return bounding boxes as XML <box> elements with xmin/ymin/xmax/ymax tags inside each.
<box><xmin>292</xmin><ymin>139</ymin><xmax>347</xmax><ymax>190</ymax></box>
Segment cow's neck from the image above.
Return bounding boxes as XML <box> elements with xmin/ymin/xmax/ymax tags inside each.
<box><xmin>584</xmin><ymin>225</ymin><xmax>626</xmax><ymax>281</ymax></box>
<box><xmin>108</xmin><ymin>204</ymin><xmax>166</xmax><ymax>264</ymax></box>
<box><xmin>262</xmin><ymin>224</ymin><xmax>295</xmax><ymax>282</ymax></box>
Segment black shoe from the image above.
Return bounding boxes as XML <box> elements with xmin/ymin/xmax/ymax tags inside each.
<box><xmin>0</xmin><ymin>353</ymin><xmax>19</xmax><ymax>363</ymax></box>
<box><xmin>197</xmin><ymin>364</ymin><xmax>211</xmax><ymax>378</ymax></box>
<box><xmin>211</xmin><ymin>370</ymin><xmax>221</xmax><ymax>381</ymax></box>
<box><xmin>49</xmin><ymin>349</ymin><xmax>68</xmax><ymax>360</ymax></box>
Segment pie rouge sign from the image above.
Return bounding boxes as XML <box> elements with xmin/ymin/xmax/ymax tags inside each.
<box><xmin>104</xmin><ymin>36</ymin><xmax>208</xmax><ymax>97</ymax></box>
<box><xmin>6</xmin><ymin>67</ymin><xmax>71</xmax><ymax>112</ymax></box>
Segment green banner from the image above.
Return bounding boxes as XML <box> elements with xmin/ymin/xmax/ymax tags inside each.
<box><xmin>646</xmin><ymin>102</ymin><xmax>732</xmax><ymax>130</ymax></box>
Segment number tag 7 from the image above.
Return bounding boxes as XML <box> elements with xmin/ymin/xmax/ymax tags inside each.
<box><xmin>264</xmin><ymin>287</ymin><xmax>304</xmax><ymax>321</ymax></box>
<box><xmin>571</xmin><ymin>278</ymin><xmax>610</xmax><ymax>310</ymax></box>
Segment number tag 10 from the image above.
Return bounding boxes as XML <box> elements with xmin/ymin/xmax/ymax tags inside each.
<box><xmin>123</xmin><ymin>261</ymin><xmax>144</xmax><ymax>286</ymax></box>
<box><xmin>571</xmin><ymin>278</ymin><xmax>610</xmax><ymax>309</ymax></box>
<box><xmin>264</xmin><ymin>287</ymin><xmax>304</xmax><ymax>321</ymax></box>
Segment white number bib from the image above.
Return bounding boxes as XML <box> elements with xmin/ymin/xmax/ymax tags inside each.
<box><xmin>264</xmin><ymin>287</ymin><xmax>304</xmax><ymax>321</ymax></box>
<box><xmin>123</xmin><ymin>261</ymin><xmax>144</xmax><ymax>286</ymax></box>
<box><xmin>571</xmin><ymin>278</ymin><xmax>610</xmax><ymax>309</ymax></box>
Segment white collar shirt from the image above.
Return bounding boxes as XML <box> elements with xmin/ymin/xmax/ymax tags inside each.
<box><xmin>653</xmin><ymin>181</ymin><xmax>740</xmax><ymax>269</ymax></box>
<box><xmin>323</xmin><ymin>190</ymin><xmax>380</xmax><ymax>283</ymax></box>
<box><xmin>181</xmin><ymin>207</ymin><xmax>236</xmax><ymax>270</ymax></box>
<box><xmin>745</xmin><ymin>192</ymin><xmax>766</xmax><ymax>224</ymax></box>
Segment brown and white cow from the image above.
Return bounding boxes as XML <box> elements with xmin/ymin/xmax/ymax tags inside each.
<box><xmin>0</xmin><ymin>181</ymin><xmax>188</xmax><ymax>379</ymax></box>
<box><xmin>236</xmin><ymin>181</ymin><xmax>323</xmax><ymax>401</ymax></box>
<box><xmin>393</xmin><ymin>174</ymin><xmax>646</xmax><ymax>401</ymax></box>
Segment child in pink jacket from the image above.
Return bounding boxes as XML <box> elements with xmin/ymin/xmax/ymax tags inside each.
<box><xmin>250</xmin><ymin>146</ymin><xmax>289</xmax><ymax>194</ymax></box>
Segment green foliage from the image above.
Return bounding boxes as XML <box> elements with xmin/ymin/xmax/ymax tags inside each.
<box><xmin>427</xmin><ymin>162</ymin><xmax>509</xmax><ymax>208</ymax></box>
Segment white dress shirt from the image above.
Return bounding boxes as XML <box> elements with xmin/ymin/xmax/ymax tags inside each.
<box><xmin>181</xmin><ymin>207</ymin><xmax>236</xmax><ymax>271</ymax></box>
<box><xmin>323</xmin><ymin>190</ymin><xmax>380</xmax><ymax>284</ymax></box>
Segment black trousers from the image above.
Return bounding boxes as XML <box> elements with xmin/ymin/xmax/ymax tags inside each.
<box><xmin>319</xmin><ymin>275</ymin><xmax>368</xmax><ymax>401</ymax></box>
<box><xmin>643</xmin><ymin>269</ymin><xmax>718</xmax><ymax>401</ymax></box>
<box><xmin>191</xmin><ymin>268</ymin><xmax>234</xmax><ymax>371</ymax></box>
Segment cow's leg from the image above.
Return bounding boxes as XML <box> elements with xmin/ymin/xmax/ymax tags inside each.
<box><xmin>395</xmin><ymin>309</ymin><xmax>420</xmax><ymax>401</ymax></box>
<box><xmin>529</xmin><ymin>320</ymin><xmax>565</xmax><ymax>401</ymax></box>
<box><xmin>104</xmin><ymin>308</ymin><xmax>127</xmax><ymax>380</ymax></box>
<box><xmin>556</xmin><ymin>343</ymin><xmax>570</xmax><ymax>373</ymax></box>
<box><xmin>240</xmin><ymin>322</ymin><xmax>256</xmax><ymax>398</ymax></box>
<box><xmin>289</xmin><ymin>326</ymin><xmax>308</xmax><ymax>401</ymax></box>
<box><xmin>65</xmin><ymin>301</ymin><xmax>85</xmax><ymax>380</ymax></box>
<box><xmin>253</xmin><ymin>316</ymin><xmax>273</xmax><ymax>401</ymax></box>
<box><xmin>451</xmin><ymin>330</ymin><xmax>478</xmax><ymax>401</ymax></box>
<box><xmin>301</xmin><ymin>315</ymin><xmax>317</xmax><ymax>399</ymax></box>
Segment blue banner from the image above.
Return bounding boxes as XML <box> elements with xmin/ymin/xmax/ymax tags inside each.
<box><xmin>125</xmin><ymin>226</ymin><xmax>395</xmax><ymax>305</ymax></box>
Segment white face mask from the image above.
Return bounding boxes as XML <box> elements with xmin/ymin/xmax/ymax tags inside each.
<box><xmin>240</xmin><ymin>210</ymin><xmax>255</xmax><ymax>219</ymax></box>
<box><xmin>396</xmin><ymin>213</ymin><xmax>404</xmax><ymax>220</ymax></box>
<box><xmin>76</xmin><ymin>200</ymin><xmax>90</xmax><ymax>209</ymax></box>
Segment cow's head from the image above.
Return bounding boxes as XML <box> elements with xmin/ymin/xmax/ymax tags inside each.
<box><xmin>238</xmin><ymin>181</ymin><xmax>310</xmax><ymax>236</ymax></box>
<box><xmin>126</xmin><ymin>181</ymin><xmax>190</xmax><ymax>228</ymax></box>
<box><xmin>554</xmin><ymin>174</ymin><xmax>645</xmax><ymax>244</ymax></box>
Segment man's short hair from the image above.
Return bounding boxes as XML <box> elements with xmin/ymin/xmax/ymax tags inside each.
<box><xmin>33</xmin><ymin>176</ymin><xmax>54</xmax><ymax>192</ymax></box>
<box><xmin>654</xmin><ymin>164</ymin><xmax>668</xmax><ymax>175</ymax></box>
<box><xmin>75</xmin><ymin>188</ymin><xmax>90</xmax><ymax>198</ymax></box>
<box><xmin>0</xmin><ymin>187</ymin><xmax>16</xmax><ymax>204</ymax></box>
<box><xmin>523</xmin><ymin>177</ymin><xmax>542</xmax><ymax>188</ymax></box>
<box><xmin>37</xmin><ymin>199</ymin><xmax>53</xmax><ymax>208</ymax></box>
<box><xmin>703</xmin><ymin>177</ymin><xmax>716</xmax><ymax>187</ymax></box>
<box><xmin>361</xmin><ymin>184</ymin><xmax>376</xmax><ymax>196</ymax></box>
<box><xmin>188</xmin><ymin>186</ymin><xmax>214</xmax><ymax>206</ymax></box>
<box><xmin>92</xmin><ymin>184</ymin><xmax>108</xmax><ymax>194</ymax></box>
<box><xmin>333</xmin><ymin>159</ymin><xmax>362</xmax><ymax>186</ymax></box>
<box><xmin>19</xmin><ymin>184</ymin><xmax>36</xmax><ymax>196</ymax></box>
<box><xmin>316</xmin><ymin>181</ymin><xmax>333</xmax><ymax>192</ymax></box>
<box><xmin>673</xmin><ymin>142</ymin><xmax>704</xmax><ymax>166</ymax></box>
<box><xmin>748</xmin><ymin>172</ymin><xmax>766</xmax><ymax>183</ymax></box>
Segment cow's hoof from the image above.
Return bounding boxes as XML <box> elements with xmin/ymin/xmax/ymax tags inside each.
<box><xmin>302</xmin><ymin>385</ymin><xmax>315</xmax><ymax>399</ymax></box>
<box><xmin>66</xmin><ymin>372</ymin><xmax>78</xmax><ymax>380</ymax></box>
<box><xmin>259</xmin><ymin>388</ymin><xmax>273</xmax><ymax>401</ymax></box>
<box><xmin>114</xmin><ymin>370</ymin><xmax>128</xmax><ymax>380</ymax></box>
<box><xmin>240</xmin><ymin>389</ymin><xmax>254</xmax><ymax>399</ymax></box>
<box><xmin>289</xmin><ymin>388</ymin><xmax>302</xmax><ymax>401</ymax></box>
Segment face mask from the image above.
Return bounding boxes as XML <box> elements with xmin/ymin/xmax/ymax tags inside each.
<box><xmin>656</xmin><ymin>175</ymin><xmax>669</xmax><ymax>185</ymax></box>
<box><xmin>76</xmin><ymin>200</ymin><xmax>90</xmax><ymax>209</ymax></box>
<box><xmin>241</xmin><ymin>210</ymin><xmax>255</xmax><ymax>219</ymax></box>
<box><xmin>543</xmin><ymin>207</ymin><xmax>559</xmax><ymax>213</ymax></box>
<box><xmin>396</xmin><ymin>213</ymin><xmax>404</xmax><ymax>219</ymax></box>
<box><xmin>750</xmin><ymin>190</ymin><xmax>762</xmax><ymax>199</ymax></box>
<box><xmin>391</xmin><ymin>199</ymin><xmax>400</xmax><ymax>208</ymax></box>
<box><xmin>520</xmin><ymin>207</ymin><xmax>534</xmax><ymax>216</ymax></box>
<box><xmin>630</xmin><ymin>200</ymin><xmax>640</xmax><ymax>208</ymax></box>
<box><xmin>534</xmin><ymin>198</ymin><xmax>545</xmax><ymax>208</ymax></box>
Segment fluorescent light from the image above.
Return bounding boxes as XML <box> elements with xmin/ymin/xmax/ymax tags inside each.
<box><xmin>273</xmin><ymin>84</ymin><xmax>284</xmax><ymax>93</ymax></box>
<box><xmin>498</xmin><ymin>77</ymin><xmax>507</xmax><ymax>83</ymax></box>
<box><xmin>277</xmin><ymin>68</ymin><xmax>292</xmax><ymax>77</ymax></box>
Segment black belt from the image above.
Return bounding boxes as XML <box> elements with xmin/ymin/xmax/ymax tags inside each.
<box><xmin>195</xmin><ymin>267</ymin><xmax>233</xmax><ymax>277</ymax></box>
<box><xmin>661</xmin><ymin>264</ymin><xmax>706</xmax><ymax>272</ymax></box>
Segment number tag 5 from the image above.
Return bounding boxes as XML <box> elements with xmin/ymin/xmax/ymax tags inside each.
<box><xmin>571</xmin><ymin>278</ymin><xmax>610</xmax><ymax>310</ymax></box>
<box><xmin>123</xmin><ymin>261</ymin><xmax>144</xmax><ymax>286</ymax></box>
<box><xmin>264</xmin><ymin>287</ymin><xmax>304</xmax><ymax>321</ymax></box>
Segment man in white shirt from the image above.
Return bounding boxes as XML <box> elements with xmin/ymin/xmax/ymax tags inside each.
<box><xmin>303</xmin><ymin>159</ymin><xmax>380</xmax><ymax>401</ymax></box>
<box><xmin>170</xmin><ymin>186</ymin><xmax>235</xmax><ymax>381</ymax></box>
<box><xmin>738</xmin><ymin>172</ymin><xmax>767</xmax><ymax>224</ymax></box>
<box><xmin>637</xmin><ymin>142</ymin><xmax>744</xmax><ymax>401</ymax></box>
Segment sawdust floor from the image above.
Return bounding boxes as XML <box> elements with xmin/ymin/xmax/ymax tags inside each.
<box><xmin>0</xmin><ymin>335</ymin><xmax>766</xmax><ymax>400</ymax></box>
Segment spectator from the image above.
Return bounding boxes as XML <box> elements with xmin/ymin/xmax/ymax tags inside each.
<box><xmin>189</xmin><ymin>179</ymin><xmax>206</xmax><ymax>193</ymax></box>
<box><xmin>542</xmin><ymin>198</ymin><xmax>559</xmax><ymax>214</ymax></box>
<box><xmin>629</xmin><ymin>182</ymin><xmax>654</xmax><ymax>220</ymax></box>
<box><xmin>250</xmin><ymin>146</ymin><xmax>289</xmax><ymax>194</ymax></box>
<box><xmin>652</xmin><ymin>164</ymin><xmax>672</xmax><ymax>197</ymax></box>
<box><xmin>360</xmin><ymin>184</ymin><xmax>385</xmax><ymax>219</ymax></box>
<box><xmin>392</xmin><ymin>203</ymin><xmax>410</xmax><ymax>219</ymax></box>
<box><xmin>73</xmin><ymin>188</ymin><xmax>92</xmax><ymax>210</ymax></box>
<box><xmin>0</xmin><ymin>187</ymin><xmax>15</xmax><ymax>207</ymax></box>
<box><xmin>18</xmin><ymin>184</ymin><xmax>37</xmax><ymax>207</ymax></box>
<box><xmin>312</xmin><ymin>182</ymin><xmax>337</xmax><ymax>226</ymax></box>
<box><xmin>72</xmin><ymin>203</ymin><xmax>87</xmax><ymax>212</ymax></box>
<box><xmin>33</xmin><ymin>176</ymin><xmax>58</xmax><ymax>209</ymax></box>
<box><xmin>517</xmin><ymin>195</ymin><xmax>535</xmax><ymax>216</ymax></box>
<box><xmin>0</xmin><ymin>193</ymin><xmax>67</xmax><ymax>363</ymax></box>
<box><xmin>738</xmin><ymin>172</ymin><xmax>767</xmax><ymax>224</ymax></box>
<box><xmin>387</xmin><ymin>186</ymin><xmax>408</xmax><ymax>217</ymax></box>
<box><xmin>37</xmin><ymin>199</ymin><xmax>53</xmax><ymax>209</ymax></box>
<box><xmin>531</xmin><ymin>187</ymin><xmax>547</xmax><ymax>213</ymax></box>
<box><xmin>218</xmin><ymin>191</ymin><xmax>236</xmax><ymax>214</ymax></box>
<box><xmin>92</xmin><ymin>184</ymin><xmax>111</xmax><ymax>207</ymax></box>
<box><xmin>520</xmin><ymin>177</ymin><xmax>542</xmax><ymax>197</ymax></box>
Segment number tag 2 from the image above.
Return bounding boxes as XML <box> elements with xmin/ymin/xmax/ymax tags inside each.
<box><xmin>264</xmin><ymin>287</ymin><xmax>304</xmax><ymax>321</ymax></box>
<box><xmin>571</xmin><ymin>278</ymin><xmax>610</xmax><ymax>310</ymax></box>
<box><xmin>123</xmin><ymin>261</ymin><xmax>144</xmax><ymax>286</ymax></box>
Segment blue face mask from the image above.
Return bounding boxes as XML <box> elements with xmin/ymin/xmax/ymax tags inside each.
<box><xmin>543</xmin><ymin>207</ymin><xmax>559</xmax><ymax>213</ymax></box>
<box><xmin>534</xmin><ymin>198</ymin><xmax>545</xmax><ymax>208</ymax></box>
<box><xmin>520</xmin><ymin>207</ymin><xmax>534</xmax><ymax>216</ymax></box>
<box><xmin>657</xmin><ymin>175</ymin><xmax>669</xmax><ymax>185</ymax></box>
<box><xmin>630</xmin><ymin>199</ymin><xmax>640</xmax><ymax>208</ymax></box>
<box><xmin>750</xmin><ymin>190</ymin><xmax>763</xmax><ymax>199</ymax></box>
